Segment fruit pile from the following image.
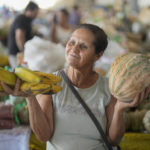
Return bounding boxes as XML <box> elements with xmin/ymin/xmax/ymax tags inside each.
<box><xmin>0</xmin><ymin>66</ymin><xmax>62</xmax><ymax>95</ymax></box>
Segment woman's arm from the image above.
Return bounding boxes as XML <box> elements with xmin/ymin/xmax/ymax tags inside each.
<box><xmin>106</xmin><ymin>96</ymin><xmax>125</xmax><ymax>146</ymax></box>
<box><xmin>106</xmin><ymin>87</ymin><xmax>150</xmax><ymax>145</ymax></box>
<box><xmin>50</xmin><ymin>24</ymin><xmax>58</xmax><ymax>43</ymax></box>
<box><xmin>26</xmin><ymin>94</ymin><xmax>54</xmax><ymax>142</ymax></box>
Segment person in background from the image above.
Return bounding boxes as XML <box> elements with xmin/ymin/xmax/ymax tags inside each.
<box><xmin>69</xmin><ymin>5</ymin><xmax>81</xmax><ymax>28</ymax></box>
<box><xmin>1</xmin><ymin>24</ymin><xmax>149</xmax><ymax>150</ymax></box>
<box><xmin>8</xmin><ymin>1</ymin><xmax>39</xmax><ymax>69</ymax></box>
<box><xmin>50</xmin><ymin>8</ymin><xmax>72</xmax><ymax>47</ymax></box>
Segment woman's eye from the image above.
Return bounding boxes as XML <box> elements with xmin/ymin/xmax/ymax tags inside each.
<box><xmin>80</xmin><ymin>44</ymin><xmax>87</xmax><ymax>49</ymax></box>
<box><xmin>69</xmin><ymin>41</ymin><xmax>75</xmax><ymax>46</ymax></box>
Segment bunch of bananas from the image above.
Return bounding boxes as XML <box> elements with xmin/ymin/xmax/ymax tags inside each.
<box><xmin>0</xmin><ymin>66</ymin><xmax>62</xmax><ymax>95</ymax></box>
<box><xmin>15</xmin><ymin>66</ymin><xmax>62</xmax><ymax>95</ymax></box>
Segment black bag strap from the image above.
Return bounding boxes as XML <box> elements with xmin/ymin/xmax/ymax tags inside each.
<box><xmin>60</xmin><ymin>70</ymin><xmax>113</xmax><ymax>150</ymax></box>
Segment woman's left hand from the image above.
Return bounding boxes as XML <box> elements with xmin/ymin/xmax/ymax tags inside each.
<box><xmin>115</xmin><ymin>86</ymin><xmax>150</xmax><ymax>111</ymax></box>
<box><xmin>0</xmin><ymin>78</ymin><xmax>28</xmax><ymax>97</ymax></box>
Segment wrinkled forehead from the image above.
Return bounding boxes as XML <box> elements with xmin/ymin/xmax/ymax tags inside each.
<box><xmin>71</xmin><ymin>28</ymin><xmax>95</xmax><ymax>44</ymax></box>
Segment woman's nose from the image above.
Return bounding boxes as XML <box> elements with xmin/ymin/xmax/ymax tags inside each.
<box><xmin>72</xmin><ymin>44</ymin><xmax>79</xmax><ymax>52</ymax></box>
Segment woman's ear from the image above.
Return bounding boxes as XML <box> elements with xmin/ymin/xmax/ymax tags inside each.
<box><xmin>94</xmin><ymin>51</ymin><xmax>103</xmax><ymax>62</ymax></box>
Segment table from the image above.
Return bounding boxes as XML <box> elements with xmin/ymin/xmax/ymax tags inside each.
<box><xmin>0</xmin><ymin>126</ymin><xmax>31</xmax><ymax>150</ymax></box>
<box><xmin>120</xmin><ymin>132</ymin><xmax>150</xmax><ymax>150</ymax></box>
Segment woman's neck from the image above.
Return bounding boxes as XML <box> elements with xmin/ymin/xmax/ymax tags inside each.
<box><xmin>66</xmin><ymin>66</ymin><xmax>98</xmax><ymax>88</ymax></box>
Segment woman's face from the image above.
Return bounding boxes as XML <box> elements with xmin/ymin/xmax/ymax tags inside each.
<box><xmin>65</xmin><ymin>28</ymin><xmax>100</xmax><ymax>69</ymax></box>
<box><xmin>57</xmin><ymin>11</ymin><xmax>67</xmax><ymax>24</ymax></box>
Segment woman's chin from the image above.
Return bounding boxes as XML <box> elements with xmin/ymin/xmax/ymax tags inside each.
<box><xmin>67</xmin><ymin>60</ymin><xmax>79</xmax><ymax>68</ymax></box>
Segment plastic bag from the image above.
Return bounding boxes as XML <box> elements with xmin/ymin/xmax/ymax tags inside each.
<box><xmin>24</xmin><ymin>36</ymin><xmax>66</xmax><ymax>73</ymax></box>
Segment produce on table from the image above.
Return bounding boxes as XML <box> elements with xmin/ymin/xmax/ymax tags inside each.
<box><xmin>124</xmin><ymin>110</ymin><xmax>147</xmax><ymax>132</ymax></box>
<box><xmin>143</xmin><ymin>110</ymin><xmax>150</xmax><ymax>133</ymax></box>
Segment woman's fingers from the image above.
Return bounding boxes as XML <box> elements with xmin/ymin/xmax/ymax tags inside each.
<box><xmin>129</xmin><ymin>87</ymin><xmax>150</xmax><ymax>108</ymax></box>
<box><xmin>0</xmin><ymin>91</ymin><xmax>8</xmax><ymax>96</ymax></box>
<box><xmin>139</xmin><ymin>89</ymin><xmax>145</xmax><ymax>102</ymax></box>
<box><xmin>14</xmin><ymin>79</ymin><xmax>30</xmax><ymax>97</ymax></box>
<box><xmin>130</xmin><ymin>94</ymin><xmax>139</xmax><ymax>107</ymax></box>
<box><xmin>0</xmin><ymin>80</ymin><xmax>30</xmax><ymax>97</ymax></box>
<box><xmin>14</xmin><ymin>78</ymin><xmax>22</xmax><ymax>94</ymax></box>
<box><xmin>145</xmin><ymin>87</ymin><xmax>150</xmax><ymax>99</ymax></box>
<box><xmin>19</xmin><ymin>90</ymin><xmax>29</xmax><ymax>97</ymax></box>
<box><xmin>1</xmin><ymin>82</ymin><xmax>13</xmax><ymax>95</ymax></box>
<box><xmin>138</xmin><ymin>87</ymin><xmax>150</xmax><ymax>104</ymax></box>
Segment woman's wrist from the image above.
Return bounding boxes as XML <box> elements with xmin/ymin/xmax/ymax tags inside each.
<box><xmin>26</xmin><ymin>95</ymin><xmax>36</xmax><ymax>101</ymax></box>
<box><xmin>114</xmin><ymin>102</ymin><xmax>127</xmax><ymax>114</ymax></box>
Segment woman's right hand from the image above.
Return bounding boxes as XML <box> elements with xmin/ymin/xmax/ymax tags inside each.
<box><xmin>0</xmin><ymin>78</ymin><xmax>28</xmax><ymax>97</ymax></box>
<box><xmin>115</xmin><ymin>86</ymin><xmax>150</xmax><ymax>111</ymax></box>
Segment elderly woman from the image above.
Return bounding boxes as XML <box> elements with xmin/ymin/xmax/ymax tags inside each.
<box><xmin>1</xmin><ymin>24</ymin><xmax>149</xmax><ymax>150</ymax></box>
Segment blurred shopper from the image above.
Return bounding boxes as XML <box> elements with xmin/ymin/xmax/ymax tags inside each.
<box><xmin>50</xmin><ymin>8</ymin><xmax>72</xmax><ymax>46</ymax></box>
<box><xmin>8</xmin><ymin>1</ymin><xmax>39</xmax><ymax>69</ymax></box>
<box><xmin>121</xmin><ymin>0</ymin><xmax>132</xmax><ymax>31</ymax></box>
<box><xmin>69</xmin><ymin>5</ymin><xmax>81</xmax><ymax>28</ymax></box>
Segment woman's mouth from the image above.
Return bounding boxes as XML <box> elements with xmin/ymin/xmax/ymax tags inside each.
<box><xmin>69</xmin><ymin>53</ymin><xmax>79</xmax><ymax>59</ymax></box>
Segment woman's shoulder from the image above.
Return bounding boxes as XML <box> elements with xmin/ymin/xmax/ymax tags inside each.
<box><xmin>97</xmin><ymin>74</ymin><xmax>109</xmax><ymax>87</ymax></box>
<box><xmin>97</xmin><ymin>74</ymin><xmax>111</xmax><ymax>106</ymax></box>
